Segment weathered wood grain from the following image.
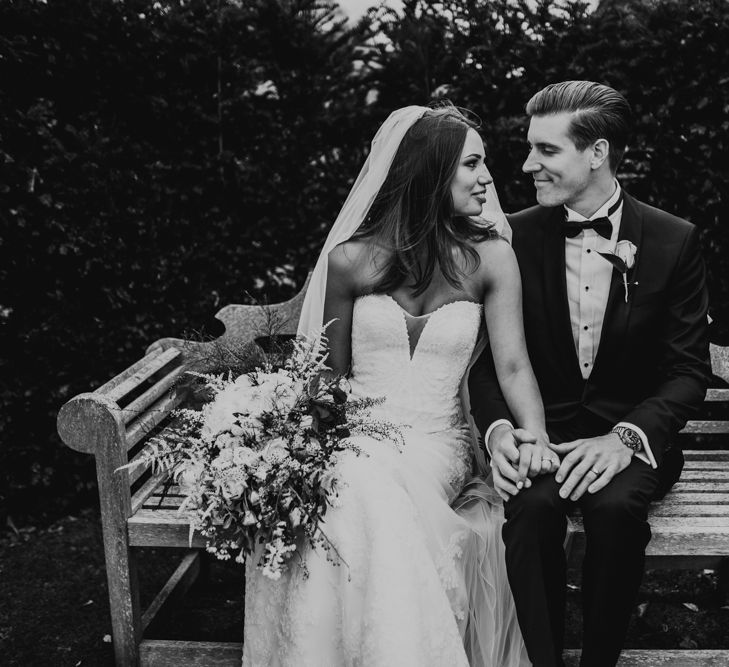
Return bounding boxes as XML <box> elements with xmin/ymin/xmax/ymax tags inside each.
<box><xmin>125</xmin><ymin>392</ymin><xmax>184</xmax><ymax>451</ymax></box>
<box><xmin>680</xmin><ymin>420</ymin><xmax>729</xmax><ymax>434</ymax></box>
<box><xmin>92</xmin><ymin>406</ymin><xmax>142</xmax><ymax>665</ymax></box>
<box><xmin>706</xmin><ymin>388</ymin><xmax>729</xmax><ymax>402</ymax></box>
<box><xmin>710</xmin><ymin>342</ymin><xmax>729</xmax><ymax>383</ymax></box>
<box><xmin>105</xmin><ymin>348</ymin><xmax>181</xmax><ymax>404</ymax></box>
<box><xmin>121</xmin><ymin>364</ymin><xmax>186</xmax><ymax>425</ymax></box>
<box><xmin>564</xmin><ymin>649</ymin><xmax>729</xmax><ymax>666</ymax></box>
<box><xmin>131</xmin><ymin>471</ymin><xmax>170</xmax><ymax>515</ymax></box>
<box><xmin>139</xmin><ymin>640</ymin><xmax>242</xmax><ymax>666</ymax></box>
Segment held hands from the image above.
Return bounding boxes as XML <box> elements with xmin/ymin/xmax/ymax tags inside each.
<box><xmin>550</xmin><ymin>432</ymin><xmax>633</xmax><ymax>501</ymax></box>
<box><xmin>489</xmin><ymin>425</ymin><xmax>560</xmax><ymax>501</ymax></box>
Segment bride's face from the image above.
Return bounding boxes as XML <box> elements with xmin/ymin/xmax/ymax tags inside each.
<box><xmin>450</xmin><ymin>128</ymin><xmax>493</xmax><ymax>217</ymax></box>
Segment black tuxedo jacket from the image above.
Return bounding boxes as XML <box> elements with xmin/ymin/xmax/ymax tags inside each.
<box><xmin>469</xmin><ymin>192</ymin><xmax>711</xmax><ymax>466</ymax></box>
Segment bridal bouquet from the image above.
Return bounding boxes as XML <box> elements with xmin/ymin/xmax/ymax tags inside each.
<box><xmin>132</xmin><ymin>328</ymin><xmax>399</xmax><ymax>580</ymax></box>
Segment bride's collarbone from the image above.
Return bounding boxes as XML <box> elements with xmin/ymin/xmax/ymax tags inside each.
<box><xmin>376</xmin><ymin>286</ymin><xmax>480</xmax><ymax>318</ymax></box>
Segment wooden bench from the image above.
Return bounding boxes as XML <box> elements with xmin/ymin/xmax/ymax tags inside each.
<box><xmin>57</xmin><ymin>281</ymin><xmax>729</xmax><ymax>666</ymax></box>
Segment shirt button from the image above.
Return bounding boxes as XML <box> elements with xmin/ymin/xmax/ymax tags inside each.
<box><xmin>583</xmin><ymin>325</ymin><xmax>589</xmax><ymax>331</ymax></box>
<box><xmin>585</xmin><ymin>286</ymin><xmax>590</xmax><ymax>291</ymax></box>
<box><xmin>584</xmin><ymin>362</ymin><xmax>589</xmax><ymax>367</ymax></box>
<box><xmin>586</xmin><ymin>249</ymin><xmax>592</xmax><ymax>254</ymax></box>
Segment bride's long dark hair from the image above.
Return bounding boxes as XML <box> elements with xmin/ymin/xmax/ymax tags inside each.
<box><xmin>353</xmin><ymin>104</ymin><xmax>499</xmax><ymax>297</ymax></box>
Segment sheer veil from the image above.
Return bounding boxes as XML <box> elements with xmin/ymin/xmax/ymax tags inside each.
<box><xmin>297</xmin><ymin>105</ymin><xmax>512</xmax><ymax>474</ymax></box>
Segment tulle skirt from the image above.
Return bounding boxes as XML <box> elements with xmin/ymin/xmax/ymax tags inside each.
<box><xmin>242</xmin><ymin>425</ymin><xmax>530</xmax><ymax>667</ymax></box>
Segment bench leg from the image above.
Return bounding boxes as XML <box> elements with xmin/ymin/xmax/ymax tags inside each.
<box><xmin>96</xmin><ymin>457</ymin><xmax>142</xmax><ymax>666</ymax></box>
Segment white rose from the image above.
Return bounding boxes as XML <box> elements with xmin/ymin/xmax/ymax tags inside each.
<box><xmin>614</xmin><ymin>240</ymin><xmax>637</xmax><ymax>270</ymax></box>
<box><xmin>222</xmin><ymin>475</ymin><xmax>247</xmax><ymax>499</ymax></box>
<box><xmin>262</xmin><ymin>437</ymin><xmax>289</xmax><ymax>461</ymax></box>
<box><xmin>177</xmin><ymin>461</ymin><xmax>205</xmax><ymax>494</ymax></box>
<box><xmin>201</xmin><ymin>380</ymin><xmax>260</xmax><ymax>437</ymax></box>
<box><xmin>232</xmin><ymin>446</ymin><xmax>258</xmax><ymax>467</ymax></box>
<box><xmin>257</xmin><ymin>371</ymin><xmax>302</xmax><ymax>413</ymax></box>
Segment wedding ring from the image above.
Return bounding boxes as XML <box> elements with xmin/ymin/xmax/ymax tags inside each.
<box><xmin>589</xmin><ymin>468</ymin><xmax>602</xmax><ymax>476</ymax></box>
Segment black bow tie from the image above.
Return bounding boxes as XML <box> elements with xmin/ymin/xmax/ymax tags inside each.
<box><xmin>562</xmin><ymin>216</ymin><xmax>613</xmax><ymax>239</ymax></box>
<box><xmin>562</xmin><ymin>191</ymin><xmax>624</xmax><ymax>240</ymax></box>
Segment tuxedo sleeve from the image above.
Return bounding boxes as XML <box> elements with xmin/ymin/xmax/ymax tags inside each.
<box><xmin>622</xmin><ymin>226</ymin><xmax>711</xmax><ymax>456</ymax></box>
<box><xmin>468</xmin><ymin>344</ymin><xmax>515</xmax><ymax>439</ymax></box>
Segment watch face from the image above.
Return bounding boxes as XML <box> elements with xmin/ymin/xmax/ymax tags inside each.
<box><xmin>622</xmin><ymin>429</ymin><xmax>642</xmax><ymax>451</ymax></box>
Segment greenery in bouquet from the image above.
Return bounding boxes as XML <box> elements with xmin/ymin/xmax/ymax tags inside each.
<box><xmin>130</xmin><ymin>327</ymin><xmax>401</xmax><ymax>580</ymax></box>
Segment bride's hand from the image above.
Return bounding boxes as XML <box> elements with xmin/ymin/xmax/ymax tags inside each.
<box><xmin>514</xmin><ymin>432</ymin><xmax>559</xmax><ymax>484</ymax></box>
<box><xmin>489</xmin><ymin>426</ymin><xmax>535</xmax><ymax>500</ymax></box>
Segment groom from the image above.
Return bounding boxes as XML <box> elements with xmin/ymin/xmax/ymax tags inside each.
<box><xmin>469</xmin><ymin>81</ymin><xmax>711</xmax><ymax>667</ymax></box>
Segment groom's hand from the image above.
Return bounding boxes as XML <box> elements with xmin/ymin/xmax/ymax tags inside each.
<box><xmin>550</xmin><ymin>433</ymin><xmax>633</xmax><ymax>501</ymax></box>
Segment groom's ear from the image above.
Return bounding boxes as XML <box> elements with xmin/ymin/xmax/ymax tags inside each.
<box><xmin>589</xmin><ymin>139</ymin><xmax>610</xmax><ymax>171</ymax></box>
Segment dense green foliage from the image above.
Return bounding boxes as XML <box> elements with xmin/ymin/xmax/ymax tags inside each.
<box><xmin>2</xmin><ymin>0</ymin><xmax>728</xmax><ymax>524</ymax></box>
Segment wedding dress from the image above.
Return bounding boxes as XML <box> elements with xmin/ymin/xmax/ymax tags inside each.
<box><xmin>243</xmin><ymin>293</ymin><xmax>529</xmax><ymax>667</ymax></box>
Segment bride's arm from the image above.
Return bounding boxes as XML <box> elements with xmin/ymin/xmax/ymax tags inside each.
<box><xmin>478</xmin><ymin>241</ymin><xmax>544</xmax><ymax>435</ymax></box>
<box><xmin>321</xmin><ymin>243</ymin><xmax>358</xmax><ymax>377</ymax></box>
<box><xmin>476</xmin><ymin>240</ymin><xmax>557</xmax><ymax>492</ymax></box>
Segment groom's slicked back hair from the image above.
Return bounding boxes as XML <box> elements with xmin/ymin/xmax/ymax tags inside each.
<box><xmin>526</xmin><ymin>80</ymin><xmax>632</xmax><ymax>173</ymax></box>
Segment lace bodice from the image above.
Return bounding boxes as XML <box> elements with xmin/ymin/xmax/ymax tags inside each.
<box><xmin>244</xmin><ymin>292</ymin><xmax>529</xmax><ymax>667</ymax></box>
<box><xmin>349</xmin><ymin>294</ymin><xmax>482</xmax><ymax>432</ymax></box>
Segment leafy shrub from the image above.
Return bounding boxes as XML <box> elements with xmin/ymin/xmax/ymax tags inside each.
<box><xmin>2</xmin><ymin>0</ymin><xmax>727</xmax><ymax>524</ymax></box>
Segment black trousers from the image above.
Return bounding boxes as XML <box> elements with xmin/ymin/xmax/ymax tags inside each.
<box><xmin>502</xmin><ymin>414</ymin><xmax>682</xmax><ymax>667</ymax></box>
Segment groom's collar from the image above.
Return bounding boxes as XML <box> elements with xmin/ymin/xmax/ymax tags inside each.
<box><xmin>564</xmin><ymin>180</ymin><xmax>622</xmax><ymax>222</ymax></box>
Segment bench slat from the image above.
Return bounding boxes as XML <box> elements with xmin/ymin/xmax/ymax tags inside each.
<box><xmin>672</xmin><ymin>481</ymin><xmax>729</xmax><ymax>492</ymax></box>
<box><xmin>683</xmin><ymin>450</ymin><xmax>729</xmax><ymax>461</ymax></box>
<box><xmin>705</xmin><ymin>388</ymin><xmax>729</xmax><ymax>402</ymax></box>
<box><xmin>676</xmin><ymin>470</ymin><xmax>729</xmax><ymax>481</ymax></box>
<box><xmin>95</xmin><ymin>348</ymin><xmax>168</xmax><ymax>396</ymax></box>
<box><xmin>650</xmin><ymin>504</ymin><xmax>729</xmax><ymax>517</ymax></box>
<box><xmin>129</xmin><ymin>509</ymin><xmax>206</xmax><ymax>548</ymax></box>
<box><xmin>131</xmin><ymin>471</ymin><xmax>171</xmax><ymax>515</ymax></box>
<box><xmin>125</xmin><ymin>393</ymin><xmax>184</xmax><ymax>451</ymax></box>
<box><xmin>680</xmin><ymin>420</ymin><xmax>729</xmax><ymax>434</ymax></box>
<box><xmin>656</xmin><ymin>492</ymin><xmax>729</xmax><ymax>504</ymax></box>
<box><xmin>564</xmin><ymin>649</ymin><xmax>729</xmax><ymax>666</ymax></box>
<box><xmin>681</xmin><ymin>460</ymin><xmax>729</xmax><ymax>470</ymax></box>
<box><xmin>105</xmin><ymin>348</ymin><xmax>182</xmax><ymax>404</ymax></box>
<box><xmin>122</xmin><ymin>365</ymin><xmax>187</xmax><ymax>425</ymax></box>
<box><xmin>140</xmin><ymin>639</ymin><xmax>242</xmax><ymax>666</ymax></box>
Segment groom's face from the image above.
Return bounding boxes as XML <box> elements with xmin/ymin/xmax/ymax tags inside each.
<box><xmin>523</xmin><ymin>112</ymin><xmax>594</xmax><ymax>209</ymax></box>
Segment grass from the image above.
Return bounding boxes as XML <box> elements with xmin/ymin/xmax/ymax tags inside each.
<box><xmin>1</xmin><ymin>510</ymin><xmax>728</xmax><ymax>666</ymax></box>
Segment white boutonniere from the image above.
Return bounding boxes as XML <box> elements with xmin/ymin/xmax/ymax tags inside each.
<box><xmin>598</xmin><ymin>240</ymin><xmax>638</xmax><ymax>303</ymax></box>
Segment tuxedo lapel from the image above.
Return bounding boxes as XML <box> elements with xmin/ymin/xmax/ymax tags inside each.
<box><xmin>541</xmin><ymin>207</ymin><xmax>583</xmax><ymax>382</ymax></box>
<box><xmin>592</xmin><ymin>193</ymin><xmax>644</xmax><ymax>376</ymax></box>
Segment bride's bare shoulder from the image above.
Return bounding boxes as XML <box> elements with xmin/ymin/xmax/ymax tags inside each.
<box><xmin>327</xmin><ymin>239</ymin><xmax>387</xmax><ymax>291</ymax></box>
<box><xmin>468</xmin><ymin>237</ymin><xmax>519</xmax><ymax>291</ymax></box>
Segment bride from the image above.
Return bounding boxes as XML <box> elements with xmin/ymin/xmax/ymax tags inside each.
<box><xmin>243</xmin><ymin>105</ymin><xmax>555</xmax><ymax>666</ymax></box>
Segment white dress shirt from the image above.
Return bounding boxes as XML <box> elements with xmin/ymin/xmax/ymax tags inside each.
<box><xmin>485</xmin><ymin>183</ymin><xmax>656</xmax><ymax>468</ymax></box>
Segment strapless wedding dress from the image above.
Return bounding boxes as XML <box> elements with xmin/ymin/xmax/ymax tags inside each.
<box><xmin>243</xmin><ymin>294</ymin><xmax>529</xmax><ymax>666</ymax></box>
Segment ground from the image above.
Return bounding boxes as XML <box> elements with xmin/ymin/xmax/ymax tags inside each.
<box><xmin>1</xmin><ymin>510</ymin><xmax>728</xmax><ymax>666</ymax></box>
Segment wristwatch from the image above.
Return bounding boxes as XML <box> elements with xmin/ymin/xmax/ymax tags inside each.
<box><xmin>611</xmin><ymin>425</ymin><xmax>643</xmax><ymax>454</ymax></box>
